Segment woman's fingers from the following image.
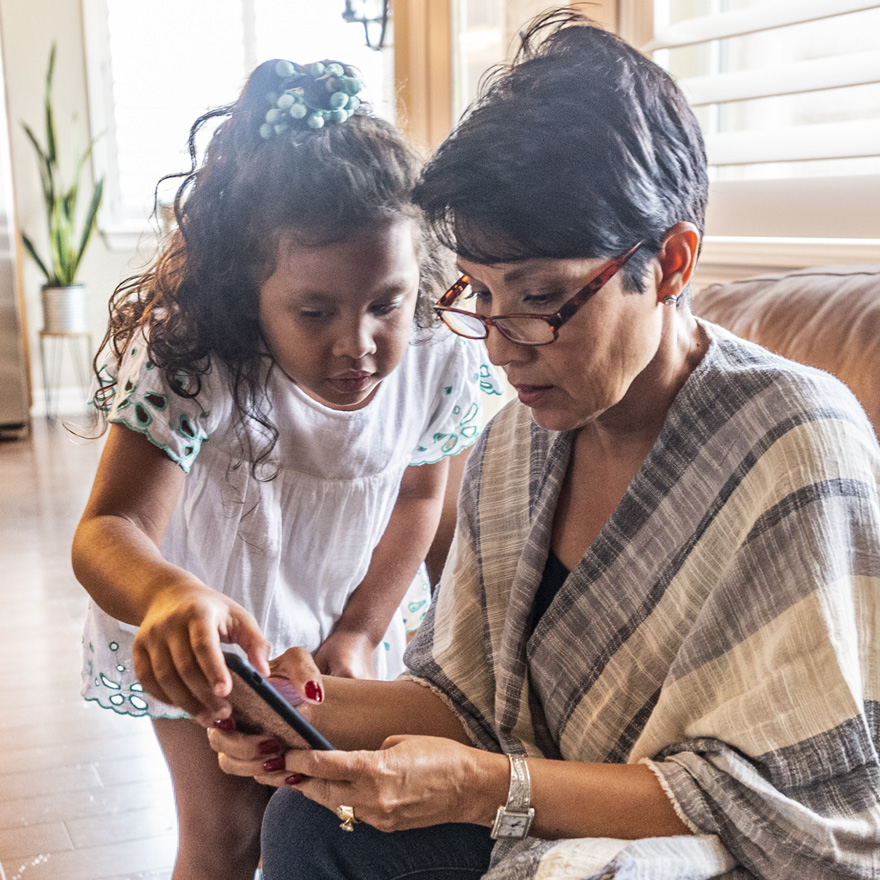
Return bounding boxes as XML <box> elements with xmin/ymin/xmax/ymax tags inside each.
<box><xmin>207</xmin><ymin>727</ymin><xmax>296</xmax><ymax>787</ymax></box>
<box><xmin>269</xmin><ymin>647</ymin><xmax>325</xmax><ymax>704</ymax></box>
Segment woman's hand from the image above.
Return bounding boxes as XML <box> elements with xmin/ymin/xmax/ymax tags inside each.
<box><xmin>313</xmin><ymin>629</ymin><xmax>376</xmax><ymax>679</ymax></box>
<box><xmin>133</xmin><ymin>582</ymin><xmax>270</xmax><ymax>724</ymax></box>
<box><xmin>213</xmin><ymin>731</ymin><xmax>507</xmax><ymax>831</ymax></box>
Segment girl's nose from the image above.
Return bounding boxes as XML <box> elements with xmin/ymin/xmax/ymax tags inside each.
<box><xmin>333</xmin><ymin>318</ymin><xmax>377</xmax><ymax>360</ymax></box>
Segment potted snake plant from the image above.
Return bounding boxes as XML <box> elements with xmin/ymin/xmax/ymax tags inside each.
<box><xmin>21</xmin><ymin>43</ymin><xmax>103</xmax><ymax>334</ymax></box>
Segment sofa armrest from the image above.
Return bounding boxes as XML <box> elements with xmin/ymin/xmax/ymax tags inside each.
<box><xmin>693</xmin><ymin>265</ymin><xmax>880</xmax><ymax>435</ymax></box>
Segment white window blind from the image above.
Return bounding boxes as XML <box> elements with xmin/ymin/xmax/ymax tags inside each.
<box><xmin>82</xmin><ymin>0</ymin><xmax>394</xmax><ymax>247</ymax></box>
<box><xmin>624</xmin><ymin>0</ymin><xmax>880</xmax><ymax>247</ymax></box>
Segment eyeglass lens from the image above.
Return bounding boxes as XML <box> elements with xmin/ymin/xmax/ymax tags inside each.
<box><xmin>439</xmin><ymin>284</ymin><xmax>557</xmax><ymax>344</ymax></box>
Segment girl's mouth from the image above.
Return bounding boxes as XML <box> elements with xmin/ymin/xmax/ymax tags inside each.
<box><xmin>328</xmin><ymin>372</ymin><xmax>374</xmax><ymax>394</ymax></box>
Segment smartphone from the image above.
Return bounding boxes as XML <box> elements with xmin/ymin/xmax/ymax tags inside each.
<box><xmin>222</xmin><ymin>650</ymin><xmax>335</xmax><ymax>750</ymax></box>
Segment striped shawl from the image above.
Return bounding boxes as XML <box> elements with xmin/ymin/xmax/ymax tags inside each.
<box><xmin>404</xmin><ymin>325</ymin><xmax>880</xmax><ymax>880</ymax></box>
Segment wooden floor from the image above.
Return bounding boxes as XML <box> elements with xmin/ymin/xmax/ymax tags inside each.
<box><xmin>0</xmin><ymin>417</ymin><xmax>177</xmax><ymax>880</ymax></box>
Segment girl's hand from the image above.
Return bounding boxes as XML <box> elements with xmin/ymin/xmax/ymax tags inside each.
<box><xmin>132</xmin><ymin>582</ymin><xmax>270</xmax><ymax>724</ymax></box>
<box><xmin>313</xmin><ymin>630</ymin><xmax>376</xmax><ymax>679</ymax></box>
<box><xmin>215</xmin><ymin>733</ymin><xmax>507</xmax><ymax>831</ymax></box>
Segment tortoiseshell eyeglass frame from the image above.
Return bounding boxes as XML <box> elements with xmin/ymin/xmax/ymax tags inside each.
<box><xmin>435</xmin><ymin>242</ymin><xmax>644</xmax><ymax>346</ymax></box>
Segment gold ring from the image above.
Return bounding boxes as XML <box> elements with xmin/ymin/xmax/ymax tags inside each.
<box><xmin>336</xmin><ymin>804</ymin><xmax>358</xmax><ymax>832</ymax></box>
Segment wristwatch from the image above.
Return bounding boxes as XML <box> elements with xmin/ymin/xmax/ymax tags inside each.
<box><xmin>490</xmin><ymin>753</ymin><xmax>535</xmax><ymax>839</ymax></box>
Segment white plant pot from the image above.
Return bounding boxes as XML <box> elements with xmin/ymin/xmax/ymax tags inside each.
<box><xmin>41</xmin><ymin>284</ymin><xmax>88</xmax><ymax>334</ymax></box>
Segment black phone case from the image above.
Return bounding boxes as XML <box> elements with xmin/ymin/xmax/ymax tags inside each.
<box><xmin>222</xmin><ymin>651</ymin><xmax>335</xmax><ymax>750</ymax></box>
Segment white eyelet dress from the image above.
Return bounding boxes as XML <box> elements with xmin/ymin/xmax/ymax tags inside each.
<box><xmin>81</xmin><ymin>329</ymin><xmax>502</xmax><ymax>718</ymax></box>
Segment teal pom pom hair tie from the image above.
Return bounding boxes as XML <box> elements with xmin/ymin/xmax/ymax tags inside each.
<box><xmin>259</xmin><ymin>59</ymin><xmax>364</xmax><ymax>138</ymax></box>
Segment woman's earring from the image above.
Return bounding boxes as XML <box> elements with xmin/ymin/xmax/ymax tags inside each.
<box><xmin>663</xmin><ymin>294</ymin><xmax>679</xmax><ymax>306</ymax></box>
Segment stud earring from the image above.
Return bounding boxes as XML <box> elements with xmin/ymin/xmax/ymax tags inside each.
<box><xmin>663</xmin><ymin>294</ymin><xmax>679</xmax><ymax>306</ymax></box>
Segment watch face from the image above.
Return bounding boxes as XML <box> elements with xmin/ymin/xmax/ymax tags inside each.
<box><xmin>491</xmin><ymin>808</ymin><xmax>535</xmax><ymax>839</ymax></box>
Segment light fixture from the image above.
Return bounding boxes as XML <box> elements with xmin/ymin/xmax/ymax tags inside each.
<box><xmin>341</xmin><ymin>0</ymin><xmax>391</xmax><ymax>51</ymax></box>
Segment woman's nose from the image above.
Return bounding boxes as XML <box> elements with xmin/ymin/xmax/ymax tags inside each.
<box><xmin>484</xmin><ymin>324</ymin><xmax>528</xmax><ymax>367</ymax></box>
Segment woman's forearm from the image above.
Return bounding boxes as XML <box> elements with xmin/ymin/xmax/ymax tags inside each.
<box><xmin>527</xmin><ymin>758</ymin><xmax>691</xmax><ymax>839</ymax></box>
<box><xmin>312</xmin><ymin>676</ymin><xmax>472</xmax><ymax>751</ymax></box>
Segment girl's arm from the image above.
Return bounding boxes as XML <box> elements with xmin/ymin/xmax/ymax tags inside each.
<box><xmin>72</xmin><ymin>423</ymin><xmax>269</xmax><ymax>721</ymax></box>
<box><xmin>314</xmin><ymin>457</ymin><xmax>450</xmax><ymax>677</ymax></box>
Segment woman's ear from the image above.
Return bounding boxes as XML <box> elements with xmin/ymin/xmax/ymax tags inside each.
<box><xmin>655</xmin><ymin>222</ymin><xmax>700</xmax><ymax>303</ymax></box>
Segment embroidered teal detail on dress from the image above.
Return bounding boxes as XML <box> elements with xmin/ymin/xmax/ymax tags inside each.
<box><xmin>480</xmin><ymin>363</ymin><xmax>502</xmax><ymax>395</ymax></box>
<box><xmin>178</xmin><ymin>414</ymin><xmax>196</xmax><ymax>438</ymax></box>
<box><xmin>459</xmin><ymin>401</ymin><xmax>479</xmax><ymax>438</ymax></box>
<box><xmin>84</xmin><ymin>640</ymin><xmax>155</xmax><ymax>717</ymax></box>
<box><xmin>133</xmin><ymin>402</ymin><xmax>153</xmax><ymax>427</ymax></box>
<box><xmin>444</xmin><ymin>385</ymin><xmax>453</xmax><ymax>394</ymax></box>
<box><xmin>144</xmin><ymin>391</ymin><xmax>168</xmax><ymax>410</ymax></box>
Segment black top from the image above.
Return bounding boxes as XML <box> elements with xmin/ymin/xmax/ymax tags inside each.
<box><xmin>528</xmin><ymin>548</ymin><xmax>569</xmax><ymax>635</ymax></box>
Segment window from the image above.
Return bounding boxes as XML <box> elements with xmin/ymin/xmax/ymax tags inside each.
<box><xmin>82</xmin><ymin>0</ymin><xmax>394</xmax><ymax>247</ymax></box>
<box><xmin>620</xmin><ymin>0</ymin><xmax>880</xmax><ymax>268</ymax></box>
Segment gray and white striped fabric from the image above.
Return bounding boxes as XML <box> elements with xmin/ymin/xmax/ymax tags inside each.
<box><xmin>403</xmin><ymin>323</ymin><xmax>880</xmax><ymax>879</ymax></box>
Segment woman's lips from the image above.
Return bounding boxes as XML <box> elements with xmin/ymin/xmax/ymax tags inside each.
<box><xmin>513</xmin><ymin>383</ymin><xmax>553</xmax><ymax>405</ymax></box>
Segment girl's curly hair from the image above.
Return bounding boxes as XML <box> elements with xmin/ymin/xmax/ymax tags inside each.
<box><xmin>94</xmin><ymin>59</ymin><xmax>448</xmax><ymax>476</ymax></box>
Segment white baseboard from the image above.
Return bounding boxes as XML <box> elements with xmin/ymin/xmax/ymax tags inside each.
<box><xmin>30</xmin><ymin>385</ymin><xmax>92</xmax><ymax>420</ymax></box>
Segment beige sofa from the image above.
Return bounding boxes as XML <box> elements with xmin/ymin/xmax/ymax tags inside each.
<box><xmin>693</xmin><ymin>264</ymin><xmax>880</xmax><ymax>435</ymax></box>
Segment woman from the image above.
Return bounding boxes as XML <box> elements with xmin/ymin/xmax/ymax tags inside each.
<box><xmin>207</xmin><ymin>10</ymin><xmax>880</xmax><ymax>879</ymax></box>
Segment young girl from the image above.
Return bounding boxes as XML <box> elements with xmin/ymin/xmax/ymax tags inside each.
<box><xmin>72</xmin><ymin>58</ymin><xmax>497</xmax><ymax>880</ymax></box>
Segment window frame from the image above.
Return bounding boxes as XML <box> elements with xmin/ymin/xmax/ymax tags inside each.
<box><xmin>82</xmin><ymin>0</ymin><xmax>406</xmax><ymax>250</ymax></box>
<box><xmin>618</xmin><ymin>0</ymin><xmax>880</xmax><ymax>278</ymax></box>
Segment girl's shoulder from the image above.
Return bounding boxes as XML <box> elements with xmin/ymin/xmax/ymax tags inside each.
<box><xmin>92</xmin><ymin>331</ymin><xmax>232</xmax><ymax>473</ymax></box>
<box><xmin>402</xmin><ymin>328</ymin><xmax>503</xmax><ymax>398</ymax></box>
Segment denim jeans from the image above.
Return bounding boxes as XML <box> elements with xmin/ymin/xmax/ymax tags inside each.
<box><xmin>261</xmin><ymin>788</ymin><xmax>495</xmax><ymax>880</ymax></box>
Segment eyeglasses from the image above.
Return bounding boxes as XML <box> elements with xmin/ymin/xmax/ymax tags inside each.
<box><xmin>434</xmin><ymin>242</ymin><xmax>643</xmax><ymax>346</ymax></box>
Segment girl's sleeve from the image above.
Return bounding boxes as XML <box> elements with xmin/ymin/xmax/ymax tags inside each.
<box><xmin>410</xmin><ymin>337</ymin><xmax>503</xmax><ymax>466</ymax></box>
<box><xmin>90</xmin><ymin>338</ymin><xmax>210</xmax><ymax>473</ymax></box>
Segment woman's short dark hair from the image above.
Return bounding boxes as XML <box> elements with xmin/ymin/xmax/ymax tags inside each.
<box><xmin>414</xmin><ymin>8</ymin><xmax>709</xmax><ymax>291</ymax></box>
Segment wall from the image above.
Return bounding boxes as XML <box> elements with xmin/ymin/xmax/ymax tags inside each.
<box><xmin>0</xmin><ymin>0</ymin><xmax>141</xmax><ymax>415</ymax></box>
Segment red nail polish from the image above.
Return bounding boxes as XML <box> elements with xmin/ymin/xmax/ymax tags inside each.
<box><xmin>304</xmin><ymin>680</ymin><xmax>323</xmax><ymax>703</ymax></box>
<box><xmin>258</xmin><ymin>739</ymin><xmax>280</xmax><ymax>756</ymax></box>
<box><xmin>262</xmin><ymin>756</ymin><xmax>285</xmax><ymax>772</ymax></box>
<box><xmin>285</xmin><ymin>773</ymin><xmax>305</xmax><ymax>786</ymax></box>
<box><xmin>214</xmin><ymin>718</ymin><xmax>236</xmax><ymax>731</ymax></box>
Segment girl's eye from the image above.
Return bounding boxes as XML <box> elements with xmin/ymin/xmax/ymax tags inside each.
<box><xmin>299</xmin><ymin>309</ymin><xmax>332</xmax><ymax>321</ymax></box>
<box><xmin>370</xmin><ymin>301</ymin><xmax>399</xmax><ymax>317</ymax></box>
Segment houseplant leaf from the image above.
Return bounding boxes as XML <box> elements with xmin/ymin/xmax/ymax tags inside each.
<box><xmin>21</xmin><ymin>232</ymin><xmax>51</xmax><ymax>282</ymax></box>
<box><xmin>74</xmin><ymin>178</ymin><xmax>104</xmax><ymax>278</ymax></box>
<box><xmin>21</xmin><ymin>42</ymin><xmax>104</xmax><ymax>291</ymax></box>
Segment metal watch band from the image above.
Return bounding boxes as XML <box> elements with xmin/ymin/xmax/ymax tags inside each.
<box><xmin>490</xmin><ymin>754</ymin><xmax>535</xmax><ymax>839</ymax></box>
<box><xmin>506</xmin><ymin>754</ymin><xmax>531</xmax><ymax>813</ymax></box>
